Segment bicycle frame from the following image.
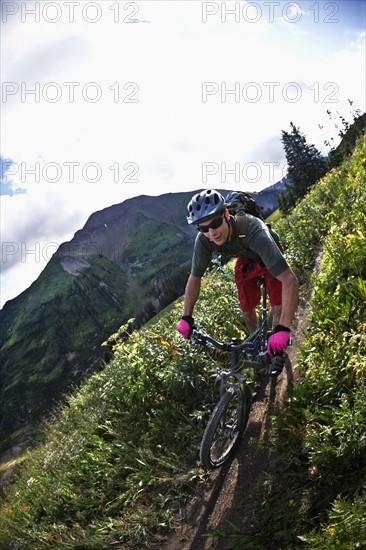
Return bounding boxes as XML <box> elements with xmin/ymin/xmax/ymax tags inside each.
<box><xmin>191</xmin><ymin>276</ymin><xmax>270</xmax><ymax>370</ymax></box>
<box><xmin>192</xmin><ymin>278</ymin><xmax>283</xmax><ymax>469</ymax></box>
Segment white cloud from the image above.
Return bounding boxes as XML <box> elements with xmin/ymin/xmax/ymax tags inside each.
<box><xmin>1</xmin><ymin>0</ymin><xmax>365</xmax><ymax>306</ymax></box>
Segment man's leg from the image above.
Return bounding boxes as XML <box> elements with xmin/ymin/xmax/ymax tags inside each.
<box><xmin>243</xmin><ymin>308</ymin><xmax>258</xmax><ymax>333</ymax></box>
<box><xmin>271</xmin><ymin>304</ymin><xmax>282</xmax><ymax>327</ymax></box>
<box><xmin>235</xmin><ymin>257</ymin><xmax>262</xmax><ymax>332</ymax></box>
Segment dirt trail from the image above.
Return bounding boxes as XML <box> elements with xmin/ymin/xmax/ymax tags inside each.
<box><xmin>161</xmin><ymin>293</ymin><xmax>310</xmax><ymax>550</ymax></box>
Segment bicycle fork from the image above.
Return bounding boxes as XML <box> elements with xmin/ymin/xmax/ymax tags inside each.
<box><xmin>218</xmin><ymin>349</ymin><xmax>247</xmax><ymax>400</ymax></box>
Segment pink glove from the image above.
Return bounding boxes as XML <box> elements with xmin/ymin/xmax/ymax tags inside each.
<box><xmin>176</xmin><ymin>316</ymin><xmax>195</xmax><ymax>340</ymax></box>
<box><xmin>268</xmin><ymin>325</ymin><xmax>291</xmax><ymax>355</ymax></box>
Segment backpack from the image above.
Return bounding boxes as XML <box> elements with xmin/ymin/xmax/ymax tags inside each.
<box><xmin>226</xmin><ymin>190</ymin><xmax>265</xmax><ymax>219</ymax></box>
<box><xmin>208</xmin><ymin>191</ymin><xmax>282</xmax><ymax>274</ymax></box>
<box><xmin>225</xmin><ymin>190</ymin><xmax>281</xmax><ymax>249</ymax></box>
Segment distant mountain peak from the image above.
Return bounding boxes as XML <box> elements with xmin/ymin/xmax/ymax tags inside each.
<box><xmin>0</xmin><ymin>182</ymin><xmax>285</xmax><ymax>454</ymax></box>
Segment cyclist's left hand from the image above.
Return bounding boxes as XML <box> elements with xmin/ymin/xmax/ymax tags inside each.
<box><xmin>268</xmin><ymin>325</ymin><xmax>291</xmax><ymax>355</ymax></box>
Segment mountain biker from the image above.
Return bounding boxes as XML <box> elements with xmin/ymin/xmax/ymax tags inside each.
<box><xmin>176</xmin><ymin>189</ymin><xmax>299</xmax><ymax>370</ymax></box>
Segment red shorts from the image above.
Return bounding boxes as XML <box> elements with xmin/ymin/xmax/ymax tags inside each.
<box><xmin>234</xmin><ymin>256</ymin><xmax>282</xmax><ymax>312</ymax></box>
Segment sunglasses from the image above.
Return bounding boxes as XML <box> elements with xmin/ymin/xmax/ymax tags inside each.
<box><xmin>197</xmin><ymin>215</ymin><xmax>225</xmax><ymax>233</ymax></box>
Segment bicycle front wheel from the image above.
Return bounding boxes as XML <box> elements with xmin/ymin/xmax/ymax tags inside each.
<box><xmin>200</xmin><ymin>384</ymin><xmax>251</xmax><ymax>470</ymax></box>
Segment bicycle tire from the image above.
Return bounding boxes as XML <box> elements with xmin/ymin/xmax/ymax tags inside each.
<box><xmin>200</xmin><ymin>384</ymin><xmax>252</xmax><ymax>469</ymax></box>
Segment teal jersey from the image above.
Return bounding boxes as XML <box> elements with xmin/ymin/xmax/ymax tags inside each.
<box><xmin>191</xmin><ymin>215</ymin><xmax>289</xmax><ymax>278</ymax></box>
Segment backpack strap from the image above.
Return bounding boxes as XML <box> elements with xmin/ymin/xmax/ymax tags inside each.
<box><xmin>236</xmin><ymin>211</ymin><xmax>281</xmax><ymax>250</ymax></box>
<box><xmin>235</xmin><ymin>211</ymin><xmax>249</xmax><ymax>248</ymax></box>
<box><xmin>235</xmin><ymin>212</ymin><xmax>260</xmax><ymax>259</ymax></box>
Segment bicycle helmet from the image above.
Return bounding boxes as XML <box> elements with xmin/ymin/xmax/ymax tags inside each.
<box><xmin>187</xmin><ymin>189</ymin><xmax>226</xmax><ymax>225</ymax></box>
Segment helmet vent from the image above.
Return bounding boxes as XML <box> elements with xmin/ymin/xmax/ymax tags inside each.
<box><xmin>186</xmin><ymin>189</ymin><xmax>225</xmax><ymax>225</ymax></box>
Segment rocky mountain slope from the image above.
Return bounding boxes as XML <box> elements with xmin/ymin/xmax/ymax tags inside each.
<box><xmin>0</xmin><ymin>186</ymin><xmax>282</xmax><ymax>454</ymax></box>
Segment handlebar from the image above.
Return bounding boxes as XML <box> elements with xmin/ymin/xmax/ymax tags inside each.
<box><xmin>190</xmin><ymin>329</ymin><xmax>258</xmax><ymax>353</ymax></box>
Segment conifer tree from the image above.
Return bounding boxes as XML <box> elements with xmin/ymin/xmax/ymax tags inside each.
<box><xmin>279</xmin><ymin>123</ymin><xmax>327</xmax><ymax>213</ymax></box>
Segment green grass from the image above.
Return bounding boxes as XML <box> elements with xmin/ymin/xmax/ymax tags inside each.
<box><xmin>0</xmin><ymin>268</ymin><xmax>243</xmax><ymax>549</ymax></box>
<box><xmin>265</xmin><ymin>207</ymin><xmax>282</xmax><ymax>224</ymax></box>
<box><xmin>231</xmin><ymin>134</ymin><xmax>366</xmax><ymax>549</ymax></box>
<box><xmin>0</xmin><ymin>135</ymin><xmax>365</xmax><ymax>549</ymax></box>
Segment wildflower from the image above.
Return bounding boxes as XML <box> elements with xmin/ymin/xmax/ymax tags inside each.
<box><xmin>170</xmin><ymin>347</ymin><xmax>180</xmax><ymax>359</ymax></box>
<box><xmin>20</xmin><ymin>504</ymin><xmax>31</xmax><ymax>512</ymax></box>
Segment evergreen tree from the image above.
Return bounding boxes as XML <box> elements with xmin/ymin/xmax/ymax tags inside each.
<box><xmin>280</xmin><ymin>123</ymin><xmax>327</xmax><ymax>213</ymax></box>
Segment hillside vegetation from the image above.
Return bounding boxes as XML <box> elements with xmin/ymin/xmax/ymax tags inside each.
<box><xmin>0</xmin><ymin>186</ymin><xmax>281</xmax><ymax>457</ymax></box>
<box><xmin>0</xmin><ymin>135</ymin><xmax>365</xmax><ymax>549</ymax></box>
<box><xmin>0</xmin><ymin>192</ymin><xmax>196</xmax><ymax>455</ymax></box>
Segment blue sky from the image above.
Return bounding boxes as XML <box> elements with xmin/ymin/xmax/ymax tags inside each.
<box><xmin>1</xmin><ymin>0</ymin><xmax>365</xmax><ymax>306</ymax></box>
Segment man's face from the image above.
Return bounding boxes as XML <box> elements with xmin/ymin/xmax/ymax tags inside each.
<box><xmin>197</xmin><ymin>212</ymin><xmax>230</xmax><ymax>246</ymax></box>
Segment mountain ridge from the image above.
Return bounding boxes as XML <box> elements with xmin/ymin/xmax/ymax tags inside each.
<box><xmin>0</xmin><ymin>183</ymin><xmax>283</xmax><ymax>453</ymax></box>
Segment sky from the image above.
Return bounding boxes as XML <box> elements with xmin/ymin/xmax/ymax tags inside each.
<box><xmin>1</xmin><ymin>0</ymin><xmax>365</xmax><ymax>307</ymax></box>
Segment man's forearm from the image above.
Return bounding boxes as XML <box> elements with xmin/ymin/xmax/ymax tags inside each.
<box><xmin>183</xmin><ymin>274</ymin><xmax>202</xmax><ymax>316</ymax></box>
<box><xmin>276</xmin><ymin>268</ymin><xmax>299</xmax><ymax>328</ymax></box>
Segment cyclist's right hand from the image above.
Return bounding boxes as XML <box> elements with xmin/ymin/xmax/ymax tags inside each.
<box><xmin>176</xmin><ymin>315</ymin><xmax>196</xmax><ymax>340</ymax></box>
<box><xmin>268</xmin><ymin>325</ymin><xmax>291</xmax><ymax>355</ymax></box>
